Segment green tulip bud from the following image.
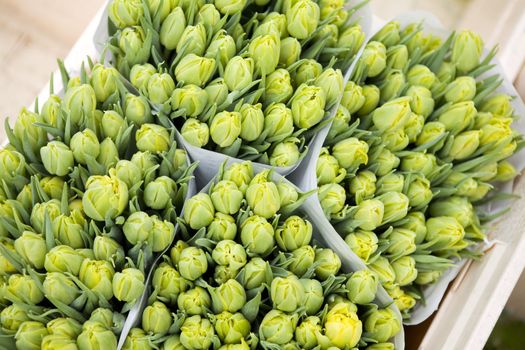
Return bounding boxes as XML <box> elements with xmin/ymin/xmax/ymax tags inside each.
<box><xmin>338</xmin><ymin>25</ymin><xmax>366</xmax><ymax>57</ymax></box>
<box><xmin>144</xmin><ymin>176</ymin><xmax>177</xmax><ymax>210</ymax></box>
<box><xmin>345</xmin><ymin>230</ymin><xmax>379</xmax><ymax>262</ymax></box>
<box><xmin>40</xmin><ymin>141</ymin><xmax>74</xmax><ymax>177</ymax></box>
<box><xmin>356</xmin><ymin>84</ymin><xmax>380</xmax><ymax>117</ymax></box>
<box><xmin>210</xmin><ymin>111</ymin><xmax>242</xmax><ymax>148</ymax></box>
<box><xmin>436</xmin><ymin>60</ymin><xmax>456</xmax><ymax>84</ymax></box>
<box><xmin>353</xmin><ymin>199</ymin><xmax>384</xmax><ymax>231</ymax></box>
<box><xmin>222</xmin><ymin>162</ymin><xmax>253</xmax><ymax>193</ymax></box>
<box><xmin>400</xmin><ymin>152</ymin><xmax>437</xmax><ymax>178</ymax></box>
<box><xmin>83</xmin><ymin>171</ymin><xmax>128</xmax><ymax>221</ymax></box>
<box><xmin>113</xmin><ymin>268</ymin><xmax>145</xmax><ymax>303</ymax></box>
<box><xmin>263</xmin><ymin>103</ymin><xmax>294</xmax><ymax>143</ymax></box>
<box><xmin>162</xmin><ymin>335</ymin><xmax>185</xmax><ymax>350</ymax></box>
<box><xmin>43</xmin><ymin>272</ymin><xmax>79</xmax><ymax>305</ymax></box>
<box><xmin>480</xmin><ymin>93</ymin><xmax>513</xmax><ymax>118</ymax></box>
<box><xmin>101</xmin><ymin>110</ymin><xmax>127</xmax><ymax>141</ymax></box>
<box><xmin>171</xmin><ymin>84</ymin><xmax>208</xmax><ymax>118</ymax></box>
<box><xmin>425</xmin><ymin>216</ymin><xmax>465</xmax><ymax>250</ymax></box>
<box><xmin>279</xmin><ymin>37</ymin><xmax>301</xmax><ymax>67</ymax></box>
<box><xmin>317</xmin><ymin>148</ymin><xmax>346</xmax><ymax>185</ymax></box>
<box><xmin>286</xmin><ymin>245</ymin><xmax>314</xmax><ymax>277</ymax></box>
<box><xmin>324</xmin><ymin>306</ymin><xmax>362</xmax><ymax>348</ymax></box>
<box><xmin>405</xmin><ymin>85</ymin><xmax>434</xmax><ymax>119</ymax></box>
<box><xmin>451</xmin><ymin>30</ymin><xmax>483</xmax><ymax>74</ymax></box>
<box><xmin>369</xmin><ymin>148</ymin><xmax>400</xmax><ymax>177</ymax></box>
<box><xmin>246</xmin><ymin>181</ymin><xmax>281</xmax><ymax>219</ymax></box>
<box><xmin>47</xmin><ymin>317</ymin><xmax>82</xmax><ymax>338</ymax></box>
<box><xmin>205</xmin><ymin>78</ymin><xmax>229</xmax><ymax>106</ymax></box>
<box><xmin>293</xmin><ymin>59</ymin><xmax>323</xmax><ymax>86</ymax></box>
<box><xmin>429</xmin><ymin>196</ymin><xmax>474</xmax><ymax>227</ymax></box>
<box><xmin>254</xmin><ymin>12</ymin><xmax>287</xmax><ymax>38</ymax></box>
<box><xmin>52</xmin><ymin>211</ymin><xmax>87</xmax><ymax>249</ymax></box>
<box><xmin>97</xmin><ymin>138</ymin><xmax>119</xmax><ymax>170</ymax></box>
<box><xmin>269</xmin><ymin>139</ymin><xmax>300</xmax><ymax>167</ymax></box>
<box><xmin>79</xmin><ymin>259</ymin><xmax>114</xmax><ymax>301</ymax></box>
<box><xmin>446</xmin><ymin>130</ymin><xmax>481</xmax><ymax>160</ymax></box>
<box><xmin>150</xmin><ymin>219</ymin><xmax>175</xmax><ymax>254</ymax></box>
<box><xmin>77</xmin><ymin>321</ymin><xmax>117</xmax><ymax>350</ymax></box>
<box><xmin>264</xmin><ymin>69</ymin><xmax>294</xmax><ymax>105</ymax></box>
<box><xmin>212</xmin><ymin>279</ymin><xmax>246</xmax><ymax>313</ymax></box>
<box><xmin>315</xmin><ymin>68</ymin><xmax>344</xmax><ymax>108</ymax></box>
<box><xmin>224</xmin><ymin>56</ymin><xmax>254</xmax><ymax>92</ymax></box>
<box><xmin>445</xmin><ymin>76</ymin><xmax>476</xmax><ymax>103</ymax></box>
<box><xmin>123</xmin><ymin>211</ymin><xmax>153</xmax><ymax>245</ymax></box>
<box><xmin>376</xmin><ymin>173</ymin><xmax>404</xmax><ymax>195</ymax></box>
<box><xmin>236</xmin><ymin>103</ymin><xmax>265</xmax><ymax>142</ymax></box>
<box><xmin>61</xmin><ymin>84</ymin><xmax>96</xmax><ymax>125</ymax></box>
<box><xmin>119</xmin><ymin>26</ymin><xmax>151</xmax><ymax>67</ymax></box>
<box><xmin>275</xmin><ymin>215</ymin><xmax>312</xmax><ymax>251</ymax></box>
<box><xmin>407</xmin><ymin>64</ymin><xmax>436</xmax><ymax>89</ymax></box>
<box><xmin>70</xmin><ymin>129</ymin><xmax>100</xmax><ymax>165</ymax></box>
<box><xmin>215</xmin><ymin>0</ymin><xmax>246</xmax><ymax>14</ymax></box>
<box><xmin>298</xmin><ymin>278</ymin><xmax>322</xmax><ymax>315</ymax></box>
<box><xmin>129</xmin><ymin>63</ymin><xmax>156</xmax><ymax>92</ymax></box>
<box><xmin>169</xmin><ymin>240</ymin><xmax>188</xmax><ymax>266</ymax></box>
<box><xmin>381</xmin><ymin>128</ymin><xmax>409</xmax><ymax>152</ymax></box>
<box><xmin>14</xmin><ymin>231</ymin><xmax>46</xmax><ymax>269</ymax></box>
<box><xmin>404</xmin><ymin>113</ymin><xmax>425</xmax><ymax>143</ymax></box>
<box><xmin>240</xmin><ymin>215</ymin><xmax>275</xmax><ymax>256</ymax></box>
<box><xmin>38</xmin><ymin>177</ymin><xmax>64</xmax><ymax>200</ymax></box>
<box><xmin>397</xmin><ymin>211</ymin><xmax>426</xmax><ymax>244</ymax></box>
<box><xmin>183</xmin><ymin>192</ymin><xmax>215</xmax><ymax>230</ymax></box>
<box><xmin>416</xmin><ymin>121</ymin><xmax>446</xmax><ymax>149</ymax></box>
<box><xmin>178</xmin><ymin>247</ymin><xmax>208</xmax><ymax>281</ymax></box>
<box><xmin>415</xmin><ymin>270</ymin><xmax>442</xmax><ymax>285</ymax></box>
<box><xmin>31</xmin><ymin>199</ymin><xmax>61</xmax><ymax>233</ymax></box>
<box><xmin>318</xmin><ymin>183</ymin><xmax>346</xmax><ymax>216</ymax></box>
<box><xmin>406</xmin><ymin>176</ymin><xmax>433</xmax><ymax>208</ymax></box>
<box><xmin>207</xmin><ymin>213</ymin><xmax>236</xmax><ymax>241</ymax></box>
<box><xmin>142</xmin><ymin>301</ymin><xmax>172</xmax><ymax>335</ymax></box>
<box><xmin>315</xmin><ymin>248</ymin><xmax>341</xmax><ymax>280</ymax></box>
<box><xmin>44</xmin><ymin>245</ymin><xmax>84</xmax><ymax>275</ymax></box>
<box><xmin>153</xmin><ymin>262</ymin><xmax>189</xmax><ymax>305</ymax></box>
<box><xmin>270</xmin><ymin>275</ymin><xmax>305</xmax><ymax>313</ymax></box>
<box><xmin>259</xmin><ymin>310</ymin><xmax>297</xmax><ymax>345</ymax></box>
<box><xmin>340</xmin><ymin>81</ymin><xmax>365</xmax><ymax>115</ymax></box>
<box><xmin>214</xmin><ymin>312</ymin><xmax>250</xmax><ymax>345</ymax></box>
<box><xmin>380</xmin><ymin>70</ymin><xmax>406</xmax><ymax>103</ymax></box>
<box><xmin>93</xmin><ymin>235</ymin><xmax>125</xmax><ymax>266</ymax></box>
<box><xmin>372</xmin><ymin>21</ymin><xmax>401</xmax><ymax>47</ymax></box>
<box><xmin>124</xmin><ymin>94</ymin><xmax>153</xmax><ymax>126</ymax></box>
<box><xmin>177</xmin><ymin>286</ymin><xmax>211</xmax><ymax>316</ymax></box>
<box><xmin>346</xmin><ymin>270</ymin><xmax>379</xmax><ymax>304</ymax></box>
<box><xmin>386</xmin><ymin>45</ymin><xmax>409</xmax><ymax>71</ymax></box>
<box><xmin>175</xmin><ymin>54</ymin><xmax>216</xmax><ymax>87</ymax></box>
<box><xmin>180</xmin><ymin>315</ymin><xmax>215</xmax><ymax>349</ymax></box>
<box><xmin>364</xmin><ymin>308</ymin><xmax>401</xmax><ymax>343</ymax></box>
<box><xmin>327</xmin><ymin>105</ymin><xmax>351</xmax><ymax>141</ymax></box>
<box><xmin>332</xmin><ymin>137</ymin><xmax>369</xmax><ymax>171</ymax></box>
<box><xmin>214</xmin><ymin>265</ymin><xmax>238</xmax><ymax>285</ymax></box>
<box><xmin>438</xmin><ymin>101</ymin><xmax>477</xmax><ymax>135</ymax></box>
<box><xmin>361</xmin><ymin>41</ymin><xmax>387</xmax><ymax>78</ymax></box>
<box><xmin>121</xmin><ymin>328</ymin><xmax>151</xmax><ymax>350</ymax></box>
<box><xmin>147</xmin><ymin>73</ymin><xmax>175</xmax><ymax>105</ymax></box>
<box><xmin>146</xmin><ymin>0</ymin><xmax>172</xmax><ymax>22</ymax></box>
<box><xmin>0</xmin><ymin>242</ymin><xmax>17</xmax><ymax>274</ymax></box>
<box><xmin>15</xmin><ymin>321</ymin><xmax>49</xmax><ymax>350</ymax></box>
<box><xmin>369</xmin><ymin>256</ymin><xmax>395</xmax><ymax>284</ymax></box>
<box><xmin>91</xmin><ymin>64</ymin><xmax>119</xmax><ymax>103</ymax></box>
<box><xmin>377</xmin><ymin>192</ymin><xmax>409</xmax><ymax>224</ymax></box>
<box><xmin>391</xmin><ymin>256</ymin><xmax>417</xmax><ymax>286</ymax></box>
<box><xmin>386</xmin><ymin>228</ymin><xmax>416</xmax><ymax>258</ymax></box>
<box><xmin>286</xmin><ymin>0</ymin><xmax>320</xmax><ymax>39</ymax></box>
<box><xmin>109</xmin><ymin>0</ymin><xmax>143</xmax><ymax>28</ymax></box>
<box><xmin>16</xmin><ymin>185</ymin><xmax>32</xmax><ymax>210</ymax></box>
<box><xmin>0</xmin><ymin>148</ymin><xmax>26</xmax><ymax>183</ymax></box>
<box><xmin>212</xmin><ymin>240</ymin><xmax>247</xmax><ymax>270</ymax></box>
<box><xmin>248</xmin><ymin>34</ymin><xmax>280</xmax><ymax>75</ymax></box>
<box><xmin>1</xmin><ymin>303</ymin><xmax>30</xmax><ymax>331</ymax></box>
<box><xmin>372</xmin><ymin>96</ymin><xmax>411</xmax><ymax>132</ymax></box>
<box><xmin>197</xmin><ymin>4</ymin><xmax>221</xmax><ymax>31</ymax></box>
<box><xmin>159</xmin><ymin>7</ymin><xmax>186</xmax><ymax>50</ymax></box>
<box><xmin>181</xmin><ymin>118</ymin><xmax>210</xmax><ymax>147</ymax></box>
<box><xmin>176</xmin><ymin>24</ymin><xmax>207</xmax><ymax>58</ymax></box>
<box><xmin>494</xmin><ymin>161</ymin><xmax>518</xmax><ymax>182</ymax></box>
<box><xmin>40</xmin><ymin>95</ymin><xmax>61</xmax><ymax>128</ymax></box>
<box><xmin>479</xmin><ymin>118</ymin><xmax>513</xmax><ymax>148</ymax></box>
<box><xmin>8</xmin><ymin>274</ymin><xmax>44</xmax><ymax>305</ymax></box>
<box><xmin>295</xmin><ymin>316</ymin><xmax>321</xmax><ymax>349</ymax></box>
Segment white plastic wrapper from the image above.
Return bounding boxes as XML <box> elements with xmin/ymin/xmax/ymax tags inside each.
<box><xmin>290</xmin><ymin>10</ymin><xmax>525</xmax><ymax>326</ymax></box>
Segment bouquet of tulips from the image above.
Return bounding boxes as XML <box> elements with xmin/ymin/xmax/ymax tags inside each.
<box><xmin>122</xmin><ymin>161</ymin><xmax>402</xmax><ymax>350</ymax></box>
<box><xmin>0</xmin><ymin>58</ymin><xmax>195</xmax><ymax>348</ymax></box>
<box><xmin>106</xmin><ymin>0</ymin><xmax>368</xmax><ymax>168</ymax></box>
<box><xmin>316</xmin><ymin>21</ymin><xmax>523</xmax><ymax>317</ymax></box>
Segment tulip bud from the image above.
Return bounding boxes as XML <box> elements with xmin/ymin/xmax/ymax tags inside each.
<box><xmin>119</xmin><ymin>26</ymin><xmax>151</xmax><ymax>67</ymax></box>
<box><xmin>83</xmin><ymin>171</ymin><xmax>128</xmax><ymax>221</ymax></box>
<box><xmin>382</xmin><ymin>129</ymin><xmax>409</xmax><ymax>152</ymax></box>
<box><xmin>0</xmin><ymin>148</ymin><xmax>26</xmax><ymax>184</ymax></box>
<box><xmin>315</xmin><ymin>68</ymin><xmax>344</xmax><ymax>108</ymax></box>
<box><xmin>429</xmin><ymin>196</ymin><xmax>474</xmax><ymax>228</ymax></box>
<box><xmin>445</xmin><ymin>130</ymin><xmax>481</xmax><ymax>161</ymax></box>
<box><xmin>451</xmin><ymin>30</ymin><xmax>483</xmax><ymax>74</ymax></box>
<box><xmin>8</xmin><ymin>274</ymin><xmax>44</xmax><ymax>305</ymax></box>
<box><xmin>493</xmin><ymin>161</ymin><xmax>518</xmax><ymax>182</ymax></box>
<box><xmin>372</xmin><ymin>21</ymin><xmax>401</xmax><ymax>47</ymax></box>
<box><xmin>177</xmin><ymin>24</ymin><xmax>207</xmax><ymax>58</ymax></box>
<box><xmin>346</xmin><ymin>269</ymin><xmax>379</xmax><ymax>305</ymax></box>
<box><xmin>240</xmin><ymin>215</ymin><xmax>275</xmax><ymax>256</ymax></box>
<box><xmin>1</xmin><ymin>303</ymin><xmax>30</xmax><ymax>332</ymax></box>
<box><xmin>391</xmin><ymin>256</ymin><xmax>417</xmax><ymax>286</ymax></box>
<box><xmin>215</xmin><ymin>0</ymin><xmax>246</xmax><ymax>14</ymax></box>
<box><xmin>142</xmin><ymin>302</ymin><xmax>172</xmax><ymax>335</ymax></box>
<box><xmin>406</xmin><ymin>86</ymin><xmax>435</xmax><ymax>119</ymax></box>
<box><xmin>202</xmin><ymin>214</ymin><xmax>235</xmax><ymax>243</ymax></box>
<box><xmin>31</xmin><ymin>199</ymin><xmax>62</xmax><ymax>233</ymax></box>
<box><xmin>180</xmin><ymin>315</ymin><xmax>215</xmax><ymax>349</ymax></box>
<box><xmin>112</xmin><ymin>268</ymin><xmax>145</xmax><ymax>303</ymax></box>
<box><xmin>79</xmin><ymin>259</ymin><xmax>114</xmax><ymax>301</ymax></box>
<box><xmin>358</xmin><ymin>85</ymin><xmax>381</xmax><ymax>117</ymax></box>
<box><xmin>158</xmin><ymin>8</ymin><xmax>186</xmax><ymax>50</ymax></box>
<box><xmin>425</xmin><ymin>216</ymin><xmax>465</xmax><ymax>250</ymax></box>
<box><xmin>315</xmin><ymin>248</ymin><xmax>341</xmax><ymax>280</ymax></box>
<box><xmin>249</xmin><ymin>34</ymin><xmax>280</xmax><ymax>75</ymax></box>
<box><xmin>214</xmin><ymin>313</ymin><xmax>251</xmax><ymax>346</ymax></box>
<box><xmin>170</xmin><ymin>85</ymin><xmax>208</xmax><ymax>118</ymax></box>
<box><xmin>279</xmin><ymin>37</ymin><xmax>302</xmax><ymax>67</ymax></box>
<box><xmin>274</xmin><ymin>216</ymin><xmax>312</xmax><ymax>251</ymax></box>
<box><xmin>317</xmin><ymin>149</ymin><xmax>346</xmax><ymax>185</ymax></box>
<box><xmin>364</xmin><ymin>308</ymin><xmax>401</xmax><ymax>343</ymax></box>
<box><xmin>129</xmin><ymin>63</ymin><xmax>156</xmax><ymax>93</ymax></box>
<box><xmin>283</xmin><ymin>244</ymin><xmax>313</xmax><ymax>276</ymax></box>
<box><xmin>416</xmin><ymin>121</ymin><xmax>446</xmax><ymax>149</ymax></box>
<box><xmin>340</xmin><ymin>82</ymin><xmax>365</xmax><ymax>115</ymax></box>
<box><xmin>181</xmin><ymin>118</ymin><xmax>210</xmax><ymax>148</ymax></box>
<box><xmin>407</xmin><ymin>64</ymin><xmax>436</xmax><ymax>89</ymax></box>
<box><xmin>445</xmin><ymin>76</ymin><xmax>477</xmax><ymax>103</ymax></box>
<box><xmin>295</xmin><ymin>316</ymin><xmax>322</xmax><ymax>349</ymax></box>
<box><xmin>16</xmin><ymin>185</ymin><xmax>32</xmax><ymax>210</ymax></box>
<box><xmin>211</xmin><ymin>278</ymin><xmax>246</xmax><ymax>313</ymax></box>
<box><xmin>40</xmin><ymin>141</ymin><xmax>74</xmax><ymax>177</ymax></box>
<box><xmin>197</xmin><ymin>4</ymin><xmax>221</xmax><ymax>31</ymax></box>
<box><xmin>372</xmin><ymin>96</ymin><xmax>411</xmax><ymax>132</ymax></box>
<box><xmin>121</xmin><ymin>328</ymin><xmax>152</xmax><ymax>350</ymax></box>
<box><xmin>77</xmin><ymin>321</ymin><xmax>117</xmax><ymax>349</ymax></box>
<box><xmin>14</xmin><ymin>231</ymin><xmax>46</xmax><ymax>269</ymax></box>
<box><xmin>480</xmin><ymin>93</ymin><xmax>513</xmax><ymax>118</ymax></box>
<box><xmin>246</xmin><ymin>181</ymin><xmax>281</xmax><ymax>219</ymax></box>
<box><xmin>479</xmin><ymin>119</ymin><xmax>513</xmax><ymax>148</ymax></box>
<box><xmin>224</xmin><ymin>56</ymin><xmax>254</xmax><ymax>92</ymax></box>
<box><xmin>377</xmin><ymin>192</ymin><xmax>409</xmax><ymax>225</ymax></box>
<box><xmin>178</xmin><ymin>247</ymin><xmax>208</xmax><ymax>281</ymax></box>
<box><xmin>222</xmin><ymin>162</ymin><xmax>253</xmax><ymax>193</ymax></box>
<box><xmin>70</xmin><ymin>129</ymin><xmax>100</xmax><ymax>165</ymax></box>
<box><xmin>438</xmin><ymin>101</ymin><xmax>477</xmax><ymax>135</ymax></box>
<box><xmin>406</xmin><ymin>176</ymin><xmax>433</xmax><ymax>208</ymax></box>
<box><xmin>152</xmin><ymin>263</ymin><xmax>188</xmax><ymax>305</ymax></box>
<box><xmin>210</xmin><ymin>111</ymin><xmax>242</xmax><ymax>148</ymax></box>
<box><xmin>44</xmin><ymin>245</ymin><xmax>84</xmax><ymax>275</ymax></box>
<box><xmin>175</xmin><ymin>54</ymin><xmax>216</xmax><ymax>87</ymax></box>
<box><xmin>324</xmin><ymin>305</ymin><xmax>362</xmax><ymax>348</ymax></box>
<box><xmin>47</xmin><ymin>318</ymin><xmax>82</xmax><ymax>338</ymax></box>
<box><xmin>176</xmin><ymin>286</ymin><xmax>211</xmax><ymax>316</ymax></box>
<box><xmin>332</xmin><ymin>137</ymin><xmax>369</xmax><ymax>171</ymax></box>
<box><xmin>91</xmin><ymin>65</ymin><xmax>119</xmax><ymax>104</ymax></box>
<box><xmin>345</xmin><ymin>230</ymin><xmax>378</xmax><ymax>262</ymax></box>
<box><xmin>318</xmin><ymin>183</ymin><xmax>346</xmax><ymax>216</ymax></box>
<box><xmin>386</xmin><ymin>45</ymin><xmax>409</xmax><ymax>71</ymax></box>
<box><xmin>143</xmin><ymin>176</ymin><xmax>177</xmax><ymax>211</ymax></box>
<box><xmin>52</xmin><ymin>211</ymin><xmax>87</xmax><ymax>249</ymax></box>
<box><xmin>286</xmin><ymin>0</ymin><xmax>320</xmax><ymax>40</ymax></box>
<box><xmin>43</xmin><ymin>272</ymin><xmax>79</xmax><ymax>305</ymax></box>
<box><xmin>61</xmin><ymin>84</ymin><xmax>97</xmax><ymax>126</ymax></box>
<box><xmin>293</xmin><ymin>59</ymin><xmax>323</xmax><ymax>86</ymax></box>
<box><xmin>379</xmin><ymin>70</ymin><xmax>406</xmax><ymax>103</ymax></box>
<box><xmin>270</xmin><ymin>139</ymin><xmax>300</xmax><ymax>167</ymax></box>
<box><xmin>15</xmin><ymin>321</ymin><xmax>49</xmax><ymax>350</ymax></box>
<box><xmin>361</xmin><ymin>41</ymin><xmax>387</xmax><ymax>78</ymax></box>
<box><xmin>349</xmin><ymin>170</ymin><xmax>377</xmax><ymax>203</ymax></box>
<box><xmin>338</xmin><ymin>25</ymin><xmax>366</xmax><ymax>57</ymax></box>
<box><xmin>400</xmin><ymin>152</ymin><xmax>437</xmax><ymax>178</ymax></box>
<box><xmin>109</xmin><ymin>0</ymin><xmax>143</xmax><ymax>28</ymax></box>
<box><xmin>232</xmin><ymin>104</ymin><xmax>264</xmax><ymax>143</ymax></box>
<box><xmin>263</xmin><ymin>103</ymin><xmax>294</xmax><ymax>143</ymax></box>
<box><xmin>259</xmin><ymin>310</ymin><xmax>297</xmax><ymax>344</ymax></box>
<box><xmin>270</xmin><ymin>275</ymin><xmax>305</xmax><ymax>312</ymax></box>
<box><xmin>93</xmin><ymin>236</ymin><xmax>125</xmax><ymax>267</ymax></box>
<box><xmin>212</xmin><ymin>240</ymin><xmax>246</xmax><ymax>270</ymax></box>
<box><xmin>147</xmin><ymin>73</ymin><xmax>175</xmax><ymax>105</ymax></box>
<box><xmin>40</xmin><ymin>95</ymin><xmax>61</xmax><ymax>128</ymax></box>
<box><xmin>290</xmin><ymin>84</ymin><xmax>326</xmax><ymax>129</ymax></box>
<box><xmin>124</xmin><ymin>94</ymin><xmax>153</xmax><ymax>126</ymax></box>
<box><xmin>415</xmin><ymin>270</ymin><xmax>443</xmax><ymax>285</ymax></box>
<box><xmin>146</xmin><ymin>0</ymin><xmax>172</xmax><ymax>22</ymax></box>
<box><xmin>265</xmin><ymin>69</ymin><xmax>294</xmax><ymax>105</ymax></box>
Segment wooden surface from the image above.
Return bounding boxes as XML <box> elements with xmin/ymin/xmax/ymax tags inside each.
<box><xmin>0</xmin><ymin>0</ymin><xmax>105</xmax><ymax>125</ymax></box>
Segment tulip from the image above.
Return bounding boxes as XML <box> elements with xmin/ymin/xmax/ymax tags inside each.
<box><xmin>178</xmin><ymin>247</ymin><xmax>208</xmax><ymax>281</ymax></box>
<box><xmin>224</xmin><ymin>56</ymin><xmax>254</xmax><ymax>92</ymax></box>
<box><xmin>181</xmin><ymin>118</ymin><xmax>210</xmax><ymax>148</ymax></box>
<box><xmin>345</xmin><ymin>230</ymin><xmax>379</xmax><ymax>262</ymax></box>
<box><xmin>180</xmin><ymin>315</ymin><xmax>215</xmax><ymax>349</ymax></box>
<box><xmin>451</xmin><ymin>30</ymin><xmax>483</xmax><ymax>74</ymax></box>
<box><xmin>175</xmin><ymin>54</ymin><xmax>216</xmax><ymax>87</ymax></box>
<box><xmin>240</xmin><ymin>215</ymin><xmax>275</xmax><ymax>256</ymax></box>
<box><xmin>210</xmin><ymin>111</ymin><xmax>242</xmax><ymax>148</ymax></box>
<box><xmin>286</xmin><ymin>0</ymin><xmax>320</xmax><ymax>40</ymax></box>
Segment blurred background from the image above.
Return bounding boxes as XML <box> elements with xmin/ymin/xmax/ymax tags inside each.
<box><xmin>1</xmin><ymin>0</ymin><xmax>525</xmax><ymax>348</ymax></box>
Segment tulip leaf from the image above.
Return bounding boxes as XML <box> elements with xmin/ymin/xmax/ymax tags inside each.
<box><xmin>242</xmin><ymin>291</ymin><xmax>261</xmax><ymax>323</ymax></box>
